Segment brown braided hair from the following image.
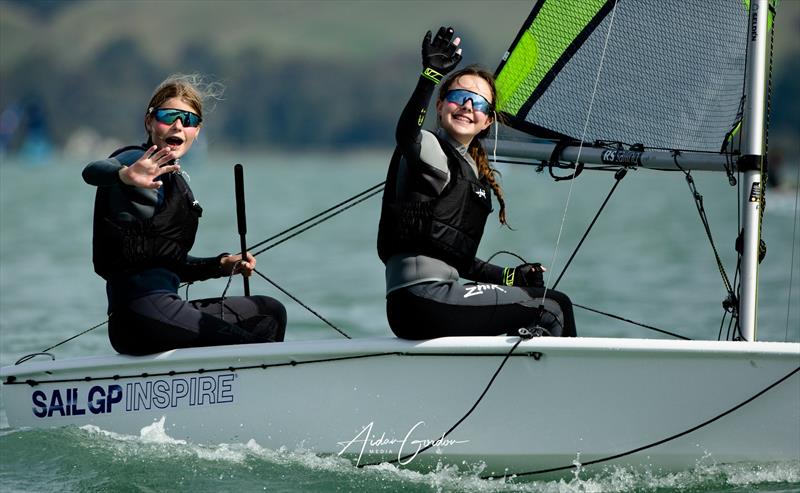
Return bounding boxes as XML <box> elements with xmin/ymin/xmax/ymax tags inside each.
<box><xmin>437</xmin><ymin>65</ymin><xmax>508</xmax><ymax>225</ymax></box>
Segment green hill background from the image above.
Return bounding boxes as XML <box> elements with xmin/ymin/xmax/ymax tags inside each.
<box><xmin>1</xmin><ymin>0</ymin><xmax>797</xmax><ymax>155</ymax></box>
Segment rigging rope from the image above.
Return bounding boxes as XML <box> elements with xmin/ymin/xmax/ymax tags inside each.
<box><xmin>243</xmin><ymin>182</ymin><xmax>394</xmax><ymax>339</ymax></box>
<box><xmin>539</xmin><ymin>0</ymin><xmax>619</xmax><ymax>307</ymax></box>
<box><xmin>358</xmin><ymin>336</ymin><xmax>527</xmax><ymax>468</ymax></box>
<box><xmin>15</xmin><ymin>318</ymin><xmax>109</xmax><ymax>365</ymax></box>
<box><xmin>253</xmin><ymin>268</ymin><xmax>351</xmax><ymax>339</ymax></box>
<box><xmin>551</xmin><ymin>167</ymin><xmax>627</xmax><ymax>290</ymax></box>
<box><xmin>672</xmin><ymin>154</ymin><xmax>740</xmax><ymax>332</ymax></box>
<box><xmin>480</xmin><ymin>364</ymin><xmax>800</xmax><ymax>479</ymax></box>
<box><xmin>573</xmin><ymin>303</ymin><xmax>690</xmax><ymax>340</ymax></box>
<box><xmin>249</xmin><ymin>182</ymin><xmax>385</xmax><ymax>257</ymax></box>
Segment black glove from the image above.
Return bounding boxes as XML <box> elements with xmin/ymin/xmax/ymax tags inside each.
<box><xmin>421</xmin><ymin>26</ymin><xmax>462</xmax><ymax>84</ymax></box>
<box><xmin>502</xmin><ymin>263</ymin><xmax>545</xmax><ymax>288</ymax></box>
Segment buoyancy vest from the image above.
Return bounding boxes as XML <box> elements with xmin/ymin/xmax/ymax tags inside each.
<box><xmin>92</xmin><ymin>145</ymin><xmax>203</xmax><ymax>280</ymax></box>
<box><xmin>377</xmin><ymin>135</ymin><xmax>492</xmax><ymax>274</ymax></box>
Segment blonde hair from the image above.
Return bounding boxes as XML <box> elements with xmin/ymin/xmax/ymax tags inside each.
<box><xmin>146</xmin><ymin>73</ymin><xmax>225</xmax><ymax>123</ymax></box>
<box><xmin>438</xmin><ymin>66</ymin><xmax>508</xmax><ymax>225</ymax></box>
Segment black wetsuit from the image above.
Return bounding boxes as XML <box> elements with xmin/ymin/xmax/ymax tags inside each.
<box><xmin>83</xmin><ymin>146</ymin><xmax>286</xmax><ymax>355</ymax></box>
<box><xmin>377</xmin><ymin>76</ymin><xmax>576</xmax><ymax>339</ymax></box>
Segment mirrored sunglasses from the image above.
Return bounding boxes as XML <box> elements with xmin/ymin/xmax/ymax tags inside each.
<box><xmin>152</xmin><ymin>107</ymin><xmax>202</xmax><ymax>127</ymax></box>
<box><xmin>444</xmin><ymin>89</ymin><xmax>494</xmax><ymax>115</ymax></box>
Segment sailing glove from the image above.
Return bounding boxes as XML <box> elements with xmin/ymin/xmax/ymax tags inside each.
<box><xmin>503</xmin><ymin>263</ymin><xmax>546</xmax><ymax>288</ymax></box>
<box><xmin>421</xmin><ymin>26</ymin><xmax>462</xmax><ymax>84</ymax></box>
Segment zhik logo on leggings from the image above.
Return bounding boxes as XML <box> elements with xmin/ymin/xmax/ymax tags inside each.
<box><xmin>464</xmin><ymin>284</ymin><xmax>507</xmax><ymax>298</ymax></box>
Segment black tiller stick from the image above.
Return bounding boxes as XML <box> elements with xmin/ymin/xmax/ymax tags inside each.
<box><xmin>234</xmin><ymin>163</ymin><xmax>250</xmax><ymax>296</ymax></box>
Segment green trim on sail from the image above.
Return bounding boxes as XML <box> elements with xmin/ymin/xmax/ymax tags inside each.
<box><xmin>743</xmin><ymin>0</ymin><xmax>778</xmax><ymax>31</ymax></box>
<box><xmin>496</xmin><ymin>0</ymin><xmax>606</xmax><ymax>115</ymax></box>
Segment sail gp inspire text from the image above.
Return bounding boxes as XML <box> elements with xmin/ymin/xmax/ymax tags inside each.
<box><xmin>337</xmin><ymin>421</ymin><xmax>469</xmax><ymax>465</ymax></box>
<box><xmin>30</xmin><ymin>374</ymin><xmax>235</xmax><ymax>418</ymax></box>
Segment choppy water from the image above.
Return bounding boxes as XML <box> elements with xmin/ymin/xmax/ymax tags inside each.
<box><xmin>1</xmin><ymin>152</ymin><xmax>798</xmax><ymax>492</ymax></box>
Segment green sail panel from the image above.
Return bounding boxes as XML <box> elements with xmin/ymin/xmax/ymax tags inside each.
<box><xmin>494</xmin><ymin>0</ymin><xmax>754</xmax><ymax>153</ymax></box>
<box><xmin>496</xmin><ymin>0</ymin><xmax>607</xmax><ymax>116</ymax></box>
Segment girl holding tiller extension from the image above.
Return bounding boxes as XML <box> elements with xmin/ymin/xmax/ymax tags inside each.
<box><xmin>83</xmin><ymin>74</ymin><xmax>286</xmax><ymax>355</ymax></box>
<box><xmin>377</xmin><ymin>27</ymin><xmax>576</xmax><ymax>339</ymax></box>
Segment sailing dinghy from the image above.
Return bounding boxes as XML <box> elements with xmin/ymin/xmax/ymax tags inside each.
<box><xmin>2</xmin><ymin>0</ymin><xmax>798</xmax><ymax>480</ymax></box>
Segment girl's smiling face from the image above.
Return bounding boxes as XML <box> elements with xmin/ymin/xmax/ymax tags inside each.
<box><xmin>145</xmin><ymin>97</ymin><xmax>201</xmax><ymax>159</ymax></box>
<box><xmin>436</xmin><ymin>74</ymin><xmax>494</xmax><ymax>146</ymax></box>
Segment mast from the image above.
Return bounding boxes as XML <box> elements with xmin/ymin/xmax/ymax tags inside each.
<box><xmin>490</xmin><ymin>0</ymin><xmax>774</xmax><ymax>341</ymax></box>
<box><xmin>738</xmin><ymin>0</ymin><xmax>771</xmax><ymax>341</ymax></box>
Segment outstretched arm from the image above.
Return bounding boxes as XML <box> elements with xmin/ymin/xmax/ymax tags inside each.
<box><xmin>395</xmin><ymin>27</ymin><xmax>462</xmax><ymax>160</ymax></box>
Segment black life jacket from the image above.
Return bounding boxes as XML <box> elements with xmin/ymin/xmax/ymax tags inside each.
<box><xmin>377</xmin><ymin>136</ymin><xmax>492</xmax><ymax>274</ymax></box>
<box><xmin>92</xmin><ymin>145</ymin><xmax>203</xmax><ymax>280</ymax></box>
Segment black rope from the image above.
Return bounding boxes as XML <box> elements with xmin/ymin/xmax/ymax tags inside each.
<box><xmin>574</xmin><ymin>303</ymin><xmax>690</xmax><ymax>340</ymax></box>
<box><xmin>217</xmin><ymin>260</ymin><xmax>245</xmax><ymax>322</ymax></box>
<box><xmin>725</xmin><ymin>307</ymin><xmax>738</xmax><ymax>342</ymax></box>
<box><xmin>14</xmin><ymin>318</ymin><xmax>110</xmax><ymax>365</ymax></box>
<box><xmin>253</xmin><ymin>268</ymin><xmax>351</xmax><ymax>339</ymax></box>
<box><xmin>482</xmin><ymin>364</ymin><xmax>800</xmax><ymax>479</ymax></box>
<box><xmin>484</xmin><ymin>250</ymin><xmax>528</xmax><ymax>265</ymax></box>
<box><xmin>552</xmin><ymin>168</ymin><xmax>627</xmax><ymax>290</ymax></box>
<box><xmin>673</xmin><ymin>154</ymin><xmax>736</xmax><ymax>297</ymax></box>
<box><xmin>481</xmin><ymin>250</ymin><xmax>682</xmax><ymax>339</ymax></box>
<box><xmin>358</xmin><ymin>337</ymin><xmax>527</xmax><ymax>468</ymax></box>
<box><xmin>14</xmin><ymin>352</ymin><xmax>55</xmax><ymax>365</ymax></box>
<box><xmin>545</xmin><ymin>139</ymin><xmax>585</xmax><ymax>182</ymax></box>
<box><xmin>728</xmin><ymin>255</ymin><xmax>743</xmax><ymax>341</ymax></box>
<box><xmin>249</xmin><ymin>182</ymin><xmax>385</xmax><ymax>257</ymax></box>
<box><xmin>718</xmin><ymin>306</ymin><xmax>728</xmax><ymax>342</ymax></box>
<box><xmin>498</xmin><ymin>157</ymin><xmax>621</xmax><ymax>173</ymax></box>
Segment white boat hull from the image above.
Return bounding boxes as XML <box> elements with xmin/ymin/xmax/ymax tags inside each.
<box><xmin>2</xmin><ymin>336</ymin><xmax>798</xmax><ymax>478</ymax></box>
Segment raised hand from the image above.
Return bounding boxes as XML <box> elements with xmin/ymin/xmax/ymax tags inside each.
<box><xmin>421</xmin><ymin>26</ymin><xmax>462</xmax><ymax>83</ymax></box>
<box><xmin>118</xmin><ymin>145</ymin><xmax>180</xmax><ymax>189</ymax></box>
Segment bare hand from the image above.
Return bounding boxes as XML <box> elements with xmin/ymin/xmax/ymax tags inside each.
<box><xmin>119</xmin><ymin>145</ymin><xmax>180</xmax><ymax>189</ymax></box>
<box><xmin>220</xmin><ymin>252</ymin><xmax>256</xmax><ymax>277</ymax></box>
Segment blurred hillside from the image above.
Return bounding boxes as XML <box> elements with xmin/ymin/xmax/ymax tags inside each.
<box><xmin>0</xmin><ymin>0</ymin><xmax>798</xmax><ymax>158</ymax></box>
